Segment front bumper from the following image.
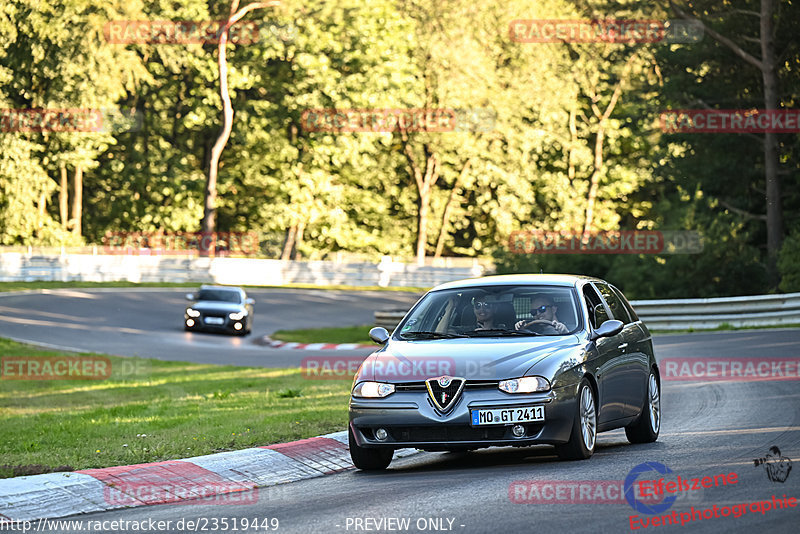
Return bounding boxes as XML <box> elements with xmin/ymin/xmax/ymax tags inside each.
<box><xmin>185</xmin><ymin>314</ymin><xmax>246</xmax><ymax>333</ymax></box>
<box><xmin>349</xmin><ymin>384</ymin><xmax>578</xmax><ymax>450</ymax></box>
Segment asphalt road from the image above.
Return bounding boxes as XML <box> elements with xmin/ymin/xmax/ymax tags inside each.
<box><xmin>2</xmin><ymin>289</ymin><xmax>799</xmax><ymax>533</ymax></box>
<box><xmin>24</xmin><ymin>328</ymin><xmax>800</xmax><ymax>534</ymax></box>
<box><xmin>0</xmin><ymin>288</ymin><xmax>421</xmax><ymax>366</ymax></box>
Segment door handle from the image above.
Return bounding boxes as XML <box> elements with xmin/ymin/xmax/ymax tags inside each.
<box><xmin>618</xmin><ymin>343</ymin><xmax>628</xmax><ymax>350</ymax></box>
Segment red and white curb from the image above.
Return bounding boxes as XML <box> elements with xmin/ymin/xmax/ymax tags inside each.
<box><xmin>258</xmin><ymin>335</ymin><xmax>374</xmax><ymax>350</ymax></box>
<box><xmin>0</xmin><ymin>431</ymin><xmax>419</xmax><ymax>522</ymax></box>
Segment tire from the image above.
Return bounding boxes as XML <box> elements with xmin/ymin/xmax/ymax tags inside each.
<box><xmin>555</xmin><ymin>379</ymin><xmax>596</xmax><ymax>460</ymax></box>
<box><xmin>625</xmin><ymin>370</ymin><xmax>661</xmax><ymax>443</ymax></box>
<box><xmin>348</xmin><ymin>426</ymin><xmax>393</xmax><ymax>470</ymax></box>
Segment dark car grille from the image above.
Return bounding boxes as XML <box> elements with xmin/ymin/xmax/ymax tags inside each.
<box><xmin>395</xmin><ymin>380</ymin><xmax>499</xmax><ymax>391</ymax></box>
<box><xmin>426</xmin><ymin>379</ymin><xmax>463</xmax><ymax>411</ymax></box>
<box><xmin>389</xmin><ymin>426</ymin><xmax>508</xmax><ymax>442</ymax></box>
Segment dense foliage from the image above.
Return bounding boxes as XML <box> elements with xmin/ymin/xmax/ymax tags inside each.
<box><xmin>1</xmin><ymin>0</ymin><xmax>798</xmax><ymax>297</ymax></box>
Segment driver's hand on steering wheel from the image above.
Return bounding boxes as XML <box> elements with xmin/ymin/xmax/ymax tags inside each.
<box><xmin>515</xmin><ymin>319</ymin><xmax>554</xmax><ymax>330</ymax></box>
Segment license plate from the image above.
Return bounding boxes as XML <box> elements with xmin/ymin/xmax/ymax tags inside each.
<box><xmin>205</xmin><ymin>317</ymin><xmax>224</xmax><ymax>325</ymax></box>
<box><xmin>471</xmin><ymin>406</ymin><xmax>544</xmax><ymax>426</ymax></box>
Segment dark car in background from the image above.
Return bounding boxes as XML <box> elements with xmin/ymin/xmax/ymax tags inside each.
<box><xmin>348</xmin><ymin>274</ymin><xmax>660</xmax><ymax>470</ymax></box>
<box><xmin>184</xmin><ymin>285</ymin><xmax>254</xmax><ymax>335</ymax></box>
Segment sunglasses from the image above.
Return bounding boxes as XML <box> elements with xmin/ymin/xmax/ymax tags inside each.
<box><xmin>473</xmin><ymin>301</ymin><xmax>494</xmax><ymax>309</ymax></box>
<box><xmin>531</xmin><ymin>305</ymin><xmax>553</xmax><ymax>314</ymax></box>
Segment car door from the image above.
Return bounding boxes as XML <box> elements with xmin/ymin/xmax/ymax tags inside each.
<box><xmin>595</xmin><ymin>283</ymin><xmax>648</xmax><ymax>418</ymax></box>
<box><xmin>582</xmin><ymin>283</ymin><xmax>626</xmax><ymax>424</ymax></box>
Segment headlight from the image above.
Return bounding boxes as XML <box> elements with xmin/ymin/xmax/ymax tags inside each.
<box><xmin>352</xmin><ymin>381</ymin><xmax>395</xmax><ymax>398</ymax></box>
<box><xmin>229</xmin><ymin>311</ymin><xmax>246</xmax><ymax>320</ymax></box>
<box><xmin>499</xmin><ymin>376</ymin><xmax>550</xmax><ymax>394</ymax></box>
<box><xmin>186</xmin><ymin>308</ymin><xmax>200</xmax><ymax>318</ymax></box>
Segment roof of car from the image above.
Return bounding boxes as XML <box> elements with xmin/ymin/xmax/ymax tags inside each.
<box><xmin>430</xmin><ymin>273</ymin><xmax>603</xmax><ymax>291</ymax></box>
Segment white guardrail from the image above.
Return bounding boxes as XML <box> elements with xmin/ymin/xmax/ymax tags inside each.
<box><xmin>0</xmin><ymin>253</ymin><xmax>485</xmax><ymax>288</ymax></box>
<box><xmin>374</xmin><ymin>292</ymin><xmax>800</xmax><ymax>332</ymax></box>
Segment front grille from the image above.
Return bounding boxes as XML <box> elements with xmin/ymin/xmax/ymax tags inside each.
<box><xmin>395</xmin><ymin>380</ymin><xmax>499</xmax><ymax>391</ymax></box>
<box><xmin>426</xmin><ymin>378</ymin><xmax>464</xmax><ymax>411</ymax></box>
<box><xmin>389</xmin><ymin>426</ymin><xmax>507</xmax><ymax>442</ymax></box>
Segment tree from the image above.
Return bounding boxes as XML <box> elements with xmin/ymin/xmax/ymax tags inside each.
<box><xmin>668</xmin><ymin>0</ymin><xmax>784</xmax><ymax>283</ymax></box>
<box><xmin>200</xmin><ymin>0</ymin><xmax>281</xmax><ymax>255</ymax></box>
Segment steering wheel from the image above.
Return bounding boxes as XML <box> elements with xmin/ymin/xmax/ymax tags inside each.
<box><xmin>523</xmin><ymin>321</ymin><xmax>559</xmax><ymax>335</ymax></box>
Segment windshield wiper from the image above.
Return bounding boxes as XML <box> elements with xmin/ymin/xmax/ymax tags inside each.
<box><xmin>400</xmin><ymin>331</ymin><xmax>467</xmax><ymax>339</ymax></box>
<box><xmin>464</xmin><ymin>328</ymin><xmax>541</xmax><ymax>336</ymax></box>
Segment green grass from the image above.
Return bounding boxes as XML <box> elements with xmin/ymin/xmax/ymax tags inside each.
<box><xmin>271</xmin><ymin>325</ymin><xmax>376</xmax><ymax>345</ymax></box>
<box><xmin>651</xmin><ymin>322</ymin><xmax>800</xmax><ymax>334</ymax></box>
<box><xmin>0</xmin><ymin>338</ymin><xmax>352</xmax><ymax>478</ymax></box>
<box><xmin>0</xmin><ymin>281</ymin><xmax>425</xmax><ymax>293</ymax></box>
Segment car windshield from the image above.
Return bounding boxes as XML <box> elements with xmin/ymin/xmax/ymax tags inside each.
<box><xmin>196</xmin><ymin>289</ymin><xmax>241</xmax><ymax>303</ymax></box>
<box><xmin>396</xmin><ymin>285</ymin><xmax>581</xmax><ymax>339</ymax></box>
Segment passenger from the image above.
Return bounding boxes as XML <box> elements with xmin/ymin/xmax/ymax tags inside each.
<box><xmin>515</xmin><ymin>295</ymin><xmax>569</xmax><ymax>334</ymax></box>
<box><xmin>473</xmin><ymin>297</ymin><xmax>500</xmax><ymax>330</ymax></box>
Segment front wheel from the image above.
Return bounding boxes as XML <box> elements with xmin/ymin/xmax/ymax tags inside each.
<box><xmin>555</xmin><ymin>379</ymin><xmax>596</xmax><ymax>460</ymax></box>
<box><xmin>349</xmin><ymin>426</ymin><xmax>393</xmax><ymax>470</ymax></box>
<box><xmin>625</xmin><ymin>371</ymin><xmax>660</xmax><ymax>443</ymax></box>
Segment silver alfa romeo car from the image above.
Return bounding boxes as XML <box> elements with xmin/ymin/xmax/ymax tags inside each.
<box><xmin>348</xmin><ymin>274</ymin><xmax>660</xmax><ymax>470</ymax></box>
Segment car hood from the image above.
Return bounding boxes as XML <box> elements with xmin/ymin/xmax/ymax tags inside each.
<box><xmin>187</xmin><ymin>301</ymin><xmax>244</xmax><ymax>313</ymax></box>
<box><xmin>358</xmin><ymin>335</ymin><xmax>584</xmax><ymax>383</ymax></box>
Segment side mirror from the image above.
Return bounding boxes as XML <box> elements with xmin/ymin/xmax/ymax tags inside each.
<box><xmin>369</xmin><ymin>327</ymin><xmax>390</xmax><ymax>345</ymax></box>
<box><xmin>185</xmin><ymin>293</ymin><xmax>195</xmax><ymax>301</ymax></box>
<box><xmin>245</xmin><ymin>298</ymin><xmax>255</xmax><ymax>305</ymax></box>
<box><xmin>591</xmin><ymin>319</ymin><xmax>623</xmax><ymax>340</ymax></box>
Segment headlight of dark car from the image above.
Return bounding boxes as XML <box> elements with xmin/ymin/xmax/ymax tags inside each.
<box><xmin>186</xmin><ymin>308</ymin><xmax>200</xmax><ymax>317</ymax></box>
<box><xmin>352</xmin><ymin>381</ymin><xmax>395</xmax><ymax>398</ymax></box>
<box><xmin>498</xmin><ymin>376</ymin><xmax>550</xmax><ymax>394</ymax></box>
<box><xmin>228</xmin><ymin>311</ymin><xmax>246</xmax><ymax>320</ymax></box>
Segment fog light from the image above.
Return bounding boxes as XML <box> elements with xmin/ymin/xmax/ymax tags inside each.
<box><xmin>375</xmin><ymin>428</ymin><xmax>388</xmax><ymax>441</ymax></box>
<box><xmin>512</xmin><ymin>424</ymin><xmax>525</xmax><ymax>438</ymax></box>
<box><xmin>234</xmin><ymin>322</ymin><xmax>243</xmax><ymax>330</ymax></box>
<box><xmin>186</xmin><ymin>319</ymin><xmax>195</xmax><ymax>327</ymax></box>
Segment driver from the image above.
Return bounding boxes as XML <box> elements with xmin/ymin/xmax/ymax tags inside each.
<box><xmin>515</xmin><ymin>295</ymin><xmax>569</xmax><ymax>334</ymax></box>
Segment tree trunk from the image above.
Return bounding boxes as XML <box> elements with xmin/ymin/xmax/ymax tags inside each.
<box><xmin>760</xmin><ymin>0</ymin><xmax>782</xmax><ymax>283</ymax></box>
<box><xmin>583</xmin><ymin>127</ymin><xmax>605</xmax><ymax>235</ymax></box>
<box><xmin>71</xmin><ymin>166</ymin><xmax>82</xmax><ymax>237</ymax></box>
<box><xmin>669</xmin><ymin>0</ymin><xmax>783</xmax><ymax>284</ymax></box>
<box><xmin>434</xmin><ymin>158</ymin><xmax>472</xmax><ymax>258</ymax></box>
<box><xmin>200</xmin><ymin>0</ymin><xmax>280</xmax><ymax>256</ymax></box>
<box><xmin>37</xmin><ymin>190</ymin><xmax>46</xmax><ymax>235</ymax></box>
<box><xmin>281</xmin><ymin>224</ymin><xmax>297</xmax><ymax>261</ymax></box>
<box><xmin>417</xmin><ymin>192</ymin><xmax>430</xmax><ymax>264</ymax></box>
<box><xmin>294</xmin><ymin>219</ymin><xmax>306</xmax><ymax>260</ymax></box>
<box><xmin>401</xmin><ymin>134</ymin><xmax>440</xmax><ymax>265</ymax></box>
<box><xmin>59</xmin><ymin>163</ymin><xmax>68</xmax><ymax>229</ymax></box>
<box><xmin>568</xmin><ymin>101</ymin><xmax>577</xmax><ymax>181</ymax></box>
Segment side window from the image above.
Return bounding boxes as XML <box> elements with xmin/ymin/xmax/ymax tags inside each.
<box><xmin>611</xmin><ymin>285</ymin><xmax>639</xmax><ymax>322</ymax></box>
<box><xmin>582</xmin><ymin>284</ymin><xmax>609</xmax><ymax>329</ymax></box>
<box><xmin>596</xmin><ymin>283</ymin><xmax>631</xmax><ymax>324</ymax></box>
